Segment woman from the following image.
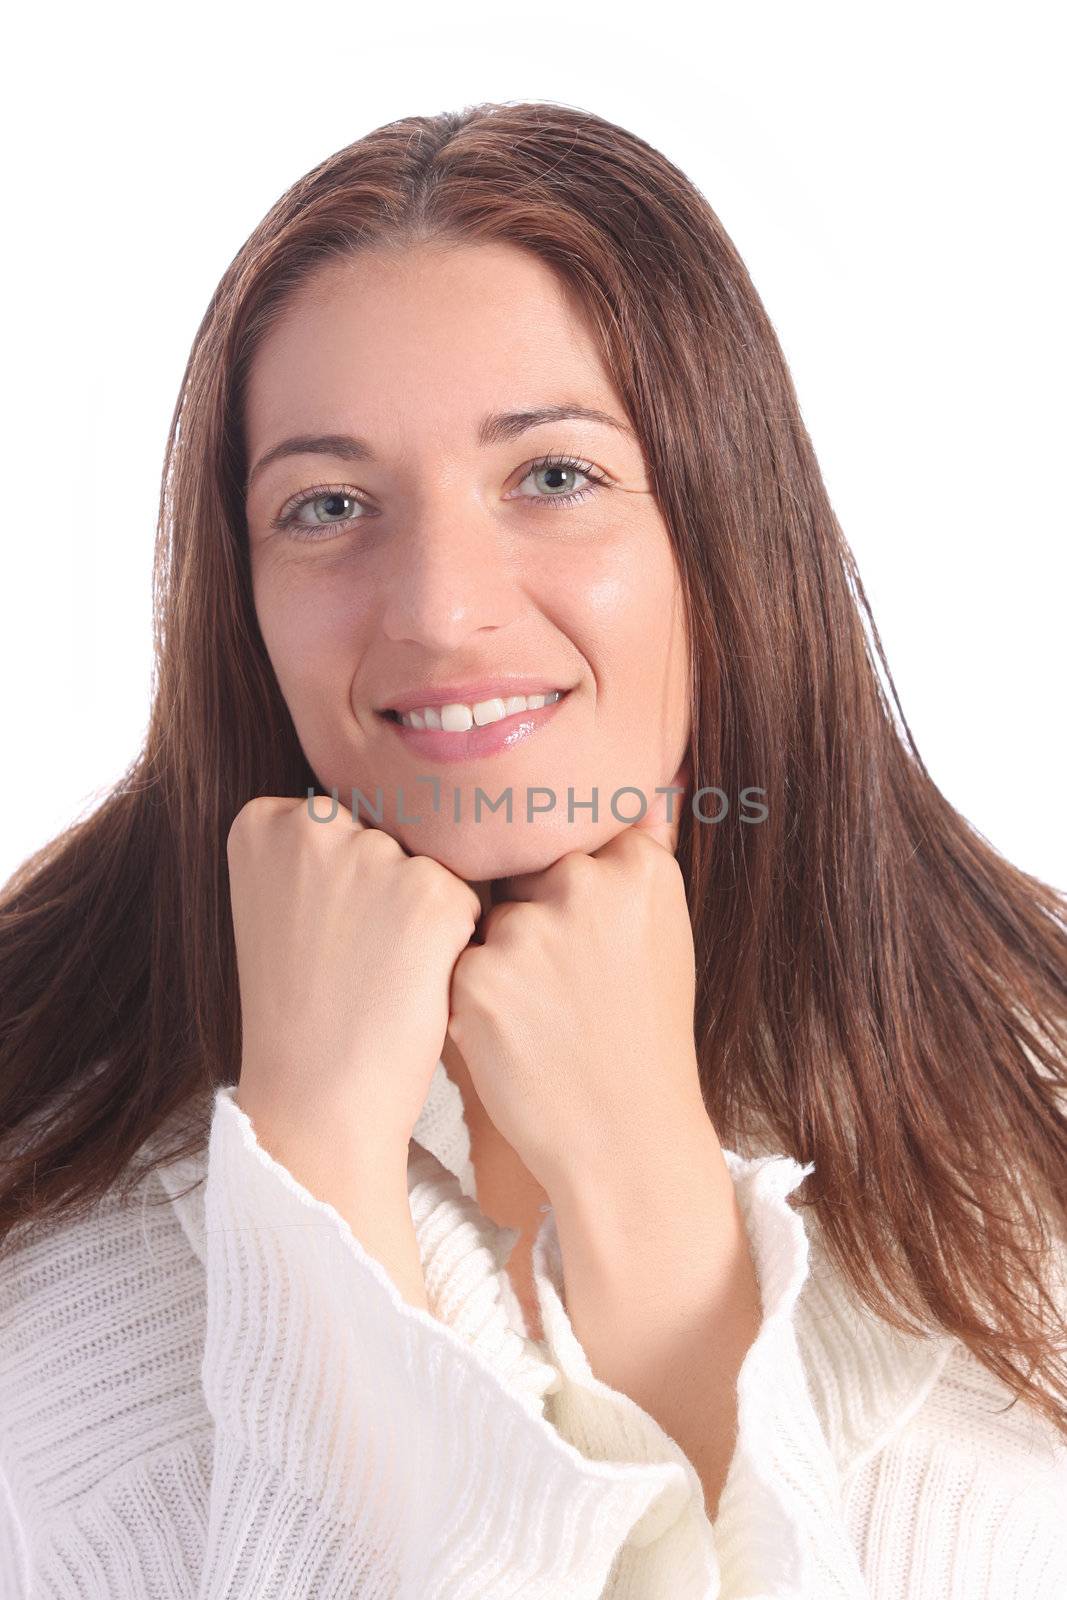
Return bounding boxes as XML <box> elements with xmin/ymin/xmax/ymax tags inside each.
<box><xmin>1</xmin><ymin>100</ymin><xmax>1064</xmax><ymax>1599</ymax></box>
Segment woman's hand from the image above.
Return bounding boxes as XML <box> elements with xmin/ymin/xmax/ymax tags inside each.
<box><xmin>228</xmin><ymin>796</ymin><xmax>482</xmax><ymax>1162</ymax></box>
<box><xmin>445</xmin><ymin>758</ymin><xmax>704</xmax><ymax>1199</ymax></box>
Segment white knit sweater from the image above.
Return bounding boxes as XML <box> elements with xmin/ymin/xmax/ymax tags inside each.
<box><xmin>0</xmin><ymin>1057</ymin><xmax>1064</xmax><ymax>1598</ymax></box>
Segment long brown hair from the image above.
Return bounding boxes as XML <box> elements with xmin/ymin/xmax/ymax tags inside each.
<box><xmin>2</xmin><ymin>99</ymin><xmax>1065</xmax><ymax>1438</ymax></box>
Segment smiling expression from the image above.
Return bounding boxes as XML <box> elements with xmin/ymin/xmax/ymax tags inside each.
<box><xmin>242</xmin><ymin>239</ymin><xmax>692</xmax><ymax>881</ymax></box>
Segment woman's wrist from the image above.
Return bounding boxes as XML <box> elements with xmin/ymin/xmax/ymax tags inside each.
<box><xmin>234</xmin><ymin>1084</ymin><xmax>429</xmax><ymax>1311</ymax></box>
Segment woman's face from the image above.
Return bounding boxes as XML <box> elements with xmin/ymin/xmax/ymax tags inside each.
<box><xmin>243</xmin><ymin>240</ymin><xmax>691</xmax><ymax>882</ymax></box>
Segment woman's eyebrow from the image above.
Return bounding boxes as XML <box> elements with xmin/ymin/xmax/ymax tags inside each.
<box><xmin>245</xmin><ymin>403</ymin><xmax>634</xmax><ymax>494</ymax></box>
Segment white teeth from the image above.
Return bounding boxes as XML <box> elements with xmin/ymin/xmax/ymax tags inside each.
<box><xmin>472</xmin><ymin>698</ymin><xmax>506</xmax><ymax>726</ymax></box>
<box><xmin>395</xmin><ymin>689</ymin><xmax>564</xmax><ymax>730</ymax></box>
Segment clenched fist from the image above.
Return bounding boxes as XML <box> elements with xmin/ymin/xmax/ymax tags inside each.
<box><xmin>227</xmin><ymin>795</ymin><xmax>482</xmax><ymax>1165</ymax></box>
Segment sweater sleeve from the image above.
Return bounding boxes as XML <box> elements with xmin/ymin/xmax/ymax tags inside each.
<box><xmin>195</xmin><ymin>1085</ymin><xmax>713</xmax><ymax>1599</ymax></box>
<box><xmin>528</xmin><ymin>1149</ymin><xmax>874</xmax><ymax>1599</ymax></box>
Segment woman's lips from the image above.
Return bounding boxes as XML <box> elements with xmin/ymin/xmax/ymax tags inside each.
<box><xmin>376</xmin><ymin>688</ymin><xmax>571</xmax><ymax>763</ymax></box>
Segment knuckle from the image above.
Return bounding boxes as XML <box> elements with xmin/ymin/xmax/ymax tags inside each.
<box><xmin>628</xmin><ymin>832</ymin><xmax>667</xmax><ymax>876</ymax></box>
<box><xmin>354</xmin><ymin>825</ymin><xmax>400</xmax><ymax>860</ymax></box>
<box><xmin>636</xmin><ymin>835</ymin><xmax>664</xmax><ymax>873</ymax></box>
<box><xmin>406</xmin><ymin>852</ymin><xmax>450</xmax><ymax>891</ymax></box>
<box><xmin>556</xmin><ymin>850</ymin><xmax>593</xmax><ymax>885</ymax></box>
<box><xmin>227</xmin><ymin>795</ymin><xmax>286</xmax><ymax>853</ymax></box>
<box><xmin>407</xmin><ymin>856</ymin><xmax>478</xmax><ymax>917</ymax></box>
<box><xmin>482</xmin><ymin>899</ymin><xmax>521</xmax><ymax>939</ymax></box>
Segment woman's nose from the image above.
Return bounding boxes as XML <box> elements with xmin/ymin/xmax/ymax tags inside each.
<box><xmin>377</xmin><ymin>507</ymin><xmax>523</xmax><ymax>649</ymax></box>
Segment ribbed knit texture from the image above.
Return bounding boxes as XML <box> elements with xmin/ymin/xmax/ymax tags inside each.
<box><xmin>1</xmin><ymin>1056</ymin><xmax>1064</xmax><ymax>1597</ymax></box>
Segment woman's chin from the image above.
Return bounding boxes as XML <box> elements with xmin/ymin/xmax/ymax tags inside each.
<box><xmin>390</xmin><ymin>822</ymin><xmax>598</xmax><ymax>884</ymax></box>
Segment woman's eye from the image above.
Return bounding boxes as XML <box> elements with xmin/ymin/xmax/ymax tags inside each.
<box><xmin>509</xmin><ymin>456</ymin><xmax>611</xmax><ymax>509</ymax></box>
<box><xmin>269</xmin><ymin>454</ymin><xmax>611</xmax><ymax>544</ymax></box>
<box><xmin>270</xmin><ymin>487</ymin><xmax>366</xmax><ymax>543</ymax></box>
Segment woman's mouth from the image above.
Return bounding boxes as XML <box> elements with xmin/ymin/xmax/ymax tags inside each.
<box><xmin>376</xmin><ymin>688</ymin><xmax>572</xmax><ymax>762</ymax></box>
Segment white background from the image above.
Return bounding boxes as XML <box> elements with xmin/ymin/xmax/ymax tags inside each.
<box><xmin>2</xmin><ymin>0</ymin><xmax>1063</xmax><ymax>889</ymax></box>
